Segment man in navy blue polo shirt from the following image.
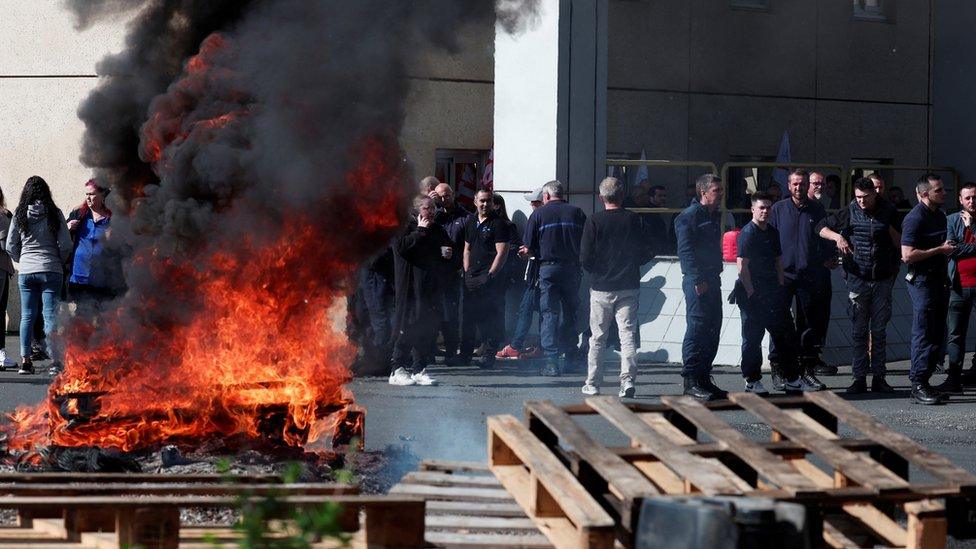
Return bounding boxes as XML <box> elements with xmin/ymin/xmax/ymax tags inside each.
<box><xmin>902</xmin><ymin>174</ymin><xmax>955</xmax><ymax>405</ymax></box>
<box><xmin>768</xmin><ymin>169</ymin><xmax>835</xmax><ymax>391</ymax></box>
<box><xmin>522</xmin><ymin>180</ymin><xmax>586</xmax><ymax>376</ymax></box>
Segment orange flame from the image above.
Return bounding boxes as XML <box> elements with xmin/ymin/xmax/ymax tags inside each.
<box><xmin>2</xmin><ymin>32</ymin><xmax>408</xmax><ymax>455</ymax></box>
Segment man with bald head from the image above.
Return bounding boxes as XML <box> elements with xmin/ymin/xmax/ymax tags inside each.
<box><xmin>433</xmin><ymin>182</ymin><xmax>472</xmax><ymax>364</ymax></box>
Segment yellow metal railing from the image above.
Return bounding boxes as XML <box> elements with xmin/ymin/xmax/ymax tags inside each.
<box><xmin>719</xmin><ymin>162</ymin><xmax>847</xmax><ymax>230</ymax></box>
<box><xmin>846</xmin><ymin>165</ymin><xmax>960</xmax><ymax>210</ymax></box>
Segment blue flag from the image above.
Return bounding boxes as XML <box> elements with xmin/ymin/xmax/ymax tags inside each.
<box><xmin>772</xmin><ymin>131</ymin><xmax>790</xmax><ymax>194</ymax></box>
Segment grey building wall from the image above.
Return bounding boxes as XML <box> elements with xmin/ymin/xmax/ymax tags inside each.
<box><xmin>932</xmin><ymin>0</ymin><xmax>976</xmax><ymax>182</ymax></box>
<box><xmin>607</xmin><ymin>0</ymin><xmax>933</xmax><ymax>206</ymax></box>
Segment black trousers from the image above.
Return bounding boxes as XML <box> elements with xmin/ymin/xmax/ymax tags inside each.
<box><xmin>769</xmin><ymin>271</ymin><xmax>831</xmax><ymax>367</ymax></box>
<box><xmin>392</xmin><ymin>320</ymin><xmax>438</xmax><ymax>374</ymax></box>
<box><xmin>739</xmin><ymin>287</ymin><xmax>800</xmax><ymax>382</ymax></box>
<box><xmin>946</xmin><ymin>286</ymin><xmax>976</xmax><ymax>373</ymax></box>
<box><xmin>460</xmin><ymin>280</ymin><xmax>503</xmax><ymax>360</ymax></box>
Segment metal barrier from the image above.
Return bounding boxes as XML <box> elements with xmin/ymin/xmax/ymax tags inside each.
<box><xmin>606</xmin><ymin>158</ymin><xmax>718</xmax><ymax>216</ymax></box>
<box><xmin>719</xmin><ymin>162</ymin><xmax>847</xmax><ymax>230</ymax></box>
<box><xmin>846</xmin><ymin>165</ymin><xmax>960</xmax><ymax>210</ymax></box>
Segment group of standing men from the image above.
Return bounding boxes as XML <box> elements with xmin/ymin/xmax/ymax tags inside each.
<box><xmin>677</xmin><ymin>169</ymin><xmax>973</xmax><ymax>404</ymax></box>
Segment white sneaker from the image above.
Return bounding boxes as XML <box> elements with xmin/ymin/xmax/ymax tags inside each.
<box><xmin>618</xmin><ymin>380</ymin><xmax>636</xmax><ymax>398</ymax></box>
<box><xmin>0</xmin><ymin>349</ymin><xmax>13</xmax><ymax>370</ymax></box>
<box><xmin>744</xmin><ymin>379</ymin><xmax>770</xmax><ymax>396</ymax></box>
<box><xmin>388</xmin><ymin>367</ymin><xmax>417</xmax><ymax>386</ymax></box>
<box><xmin>581</xmin><ymin>384</ymin><xmax>600</xmax><ymax>396</ymax></box>
<box><xmin>411</xmin><ymin>369</ymin><xmax>438</xmax><ymax>386</ymax></box>
<box><xmin>783</xmin><ymin>377</ymin><xmax>820</xmax><ymax>393</ymax></box>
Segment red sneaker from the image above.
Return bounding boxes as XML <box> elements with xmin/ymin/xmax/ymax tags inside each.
<box><xmin>495</xmin><ymin>345</ymin><xmax>521</xmax><ymax>359</ymax></box>
<box><xmin>519</xmin><ymin>347</ymin><xmax>542</xmax><ymax>359</ymax></box>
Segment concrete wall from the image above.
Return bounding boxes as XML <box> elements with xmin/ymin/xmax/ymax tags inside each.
<box><xmin>403</xmin><ymin>16</ymin><xmax>496</xmax><ymax>182</ymax></box>
<box><xmin>606</xmin><ymin>0</ymin><xmax>934</xmax><ymax>207</ymax></box>
<box><xmin>633</xmin><ymin>258</ymin><xmax>929</xmax><ymax>368</ymax></box>
<box><xmin>932</xmin><ymin>0</ymin><xmax>976</xmax><ymax>182</ymax></box>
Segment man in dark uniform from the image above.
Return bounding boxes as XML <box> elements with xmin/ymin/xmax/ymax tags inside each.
<box><xmin>734</xmin><ymin>192</ymin><xmax>820</xmax><ymax>394</ymax></box>
<box><xmin>350</xmin><ymin>247</ymin><xmax>394</xmax><ymax>376</ymax></box>
<box><xmin>389</xmin><ymin>197</ymin><xmax>454</xmax><ymax>386</ymax></box>
<box><xmin>901</xmin><ymin>174</ymin><xmax>955</xmax><ymax>404</ymax></box>
<box><xmin>674</xmin><ymin>174</ymin><xmax>726</xmax><ymax>401</ymax></box>
<box><xmin>433</xmin><ymin>183</ymin><xmax>472</xmax><ymax>364</ymax></box>
<box><xmin>768</xmin><ymin>169</ymin><xmax>833</xmax><ymax>391</ymax></box>
<box><xmin>817</xmin><ymin>178</ymin><xmax>901</xmax><ymax>394</ymax></box>
<box><xmin>459</xmin><ymin>188</ymin><xmax>510</xmax><ymax>368</ymax></box>
<box><xmin>522</xmin><ymin>179</ymin><xmax>586</xmax><ymax>376</ymax></box>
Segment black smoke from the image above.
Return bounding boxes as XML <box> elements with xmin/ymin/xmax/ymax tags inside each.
<box><xmin>57</xmin><ymin>0</ymin><xmax>541</xmax><ymax>364</ymax></box>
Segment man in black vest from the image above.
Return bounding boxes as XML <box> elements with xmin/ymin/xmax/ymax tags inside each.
<box><xmin>902</xmin><ymin>174</ymin><xmax>955</xmax><ymax>404</ymax></box>
<box><xmin>817</xmin><ymin>178</ymin><xmax>901</xmax><ymax>394</ymax></box>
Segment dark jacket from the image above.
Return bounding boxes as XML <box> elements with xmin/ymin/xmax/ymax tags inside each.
<box><xmin>674</xmin><ymin>201</ymin><xmax>723</xmax><ymax>284</ymax></box>
<box><xmin>946</xmin><ymin>212</ymin><xmax>976</xmax><ymax>290</ymax></box>
<box><xmin>816</xmin><ymin>199</ymin><xmax>900</xmax><ymax>282</ymax></box>
<box><xmin>769</xmin><ymin>197</ymin><xmax>831</xmax><ymax>279</ymax></box>
<box><xmin>523</xmin><ymin>199</ymin><xmax>586</xmax><ymax>265</ymax></box>
<box><xmin>435</xmin><ymin>204</ymin><xmax>472</xmax><ymax>271</ymax></box>
<box><xmin>392</xmin><ymin>220</ymin><xmax>453</xmax><ymax>332</ymax></box>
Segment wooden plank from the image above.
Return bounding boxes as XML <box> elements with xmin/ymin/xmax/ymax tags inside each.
<box><xmin>420</xmin><ymin>460</ymin><xmax>491</xmax><ymax>474</ymax></box>
<box><xmin>822</xmin><ymin>516</ymin><xmax>874</xmax><ymax>548</ymax></box>
<box><xmin>587</xmin><ymin>397</ymin><xmax>745</xmax><ymax>496</ymax></box>
<box><xmin>425</xmin><ymin>500</ymin><xmax>526</xmax><ymax>518</ymax></box>
<box><xmin>636</xmin><ymin>413</ymin><xmax>696</xmax><ymax>445</ymax></box>
<box><xmin>661</xmin><ymin>396</ymin><xmax>823</xmax><ymax>497</ymax></box>
<box><xmin>841</xmin><ymin>504</ymin><xmax>907</xmax><ymax>547</ymax></box>
<box><xmin>614</xmin><ymin>437</ymin><xmax>884</xmax><ymax>459</ymax></box>
<box><xmin>0</xmin><ymin>473</ymin><xmax>281</xmax><ymax>484</ymax></box>
<box><xmin>906</xmin><ymin>500</ymin><xmax>948</xmax><ymax>549</ymax></box>
<box><xmin>362</xmin><ymin>499</ymin><xmax>426</xmax><ymax>548</ymax></box>
<box><xmin>488</xmin><ymin>415</ymin><xmax>614</xmax><ymax>549</ymax></box>
<box><xmin>524</xmin><ymin>400</ymin><xmax>660</xmax><ymax>527</ymax></box>
<box><xmin>730</xmin><ymin>393</ymin><xmax>908</xmax><ymax>492</ymax></box>
<box><xmin>425</xmin><ymin>531</ymin><xmax>552</xmax><ymax>548</ymax></box>
<box><xmin>0</xmin><ymin>483</ymin><xmax>358</xmax><ymax>497</ymax></box>
<box><xmin>807</xmin><ymin>391</ymin><xmax>976</xmax><ymax>490</ymax></box>
<box><xmin>0</xmin><ymin>494</ymin><xmax>423</xmax><ymax>510</ymax></box>
<box><xmin>425</xmin><ymin>514</ymin><xmax>538</xmax><ymax>532</ymax></box>
<box><xmin>389</xmin><ymin>483</ymin><xmax>513</xmax><ymax>503</ymax></box>
<box><xmin>400</xmin><ymin>471</ymin><xmax>501</xmax><ymax>489</ymax></box>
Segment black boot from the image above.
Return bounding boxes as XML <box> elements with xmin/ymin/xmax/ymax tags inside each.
<box><xmin>682</xmin><ymin>376</ymin><xmax>717</xmax><ymax>402</ymax></box>
<box><xmin>769</xmin><ymin>362</ymin><xmax>785</xmax><ymax>392</ymax></box>
<box><xmin>933</xmin><ymin>372</ymin><xmax>963</xmax><ymax>394</ymax></box>
<box><xmin>811</xmin><ymin>355</ymin><xmax>838</xmax><ymax>376</ymax></box>
<box><xmin>846</xmin><ymin>377</ymin><xmax>867</xmax><ymax>394</ymax></box>
<box><xmin>962</xmin><ymin>366</ymin><xmax>976</xmax><ymax>386</ymax></box>
<box><xmin>871</xmin><ymin>376</ymin><xmax>895</xmax><ymax>393</ymax></box>
<box><xmin>699</xmin><ymin>376</ymin><xmax>728</xmax><ymax>400</ymax></box>
<box><xmin>911</xmin><ymin>382</ymin><xmax>946</xmax><ymax>405</ymax></box>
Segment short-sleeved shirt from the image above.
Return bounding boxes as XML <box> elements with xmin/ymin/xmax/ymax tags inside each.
<box><xmin>464</xmin><ymin>213</ymin><xmax>510</xmax><ymax>277</ymax></box>
<box><xmin>901</xmin><ymin>203</ymin><xmax>948</xmax><ymax>278</ymax></box>
<box><xmin>737</xmin><ymin>221</ymin><xmax>782</xmax><ymax>286</ymax></box>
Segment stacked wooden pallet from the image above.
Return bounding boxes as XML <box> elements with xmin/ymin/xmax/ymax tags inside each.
<box><xmin>391</xmin><ymin>459</ymin><xmax>552</xmax><ymax>547</ymax></box>
<box><xmin>0</xmin><ymin>473</ymin><xmax>424</xmax><ymax>548</ymax></box>
<box><xmin>488</xmin><ymin>391</ymin><xmax>976</xmax><ymax>549</ymax></box>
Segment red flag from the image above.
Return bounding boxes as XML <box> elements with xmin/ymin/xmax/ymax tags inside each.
<box><xmin>480</xmin><ymin>148</ymin><xmax>493</xmax><ymax>191</ymax></box>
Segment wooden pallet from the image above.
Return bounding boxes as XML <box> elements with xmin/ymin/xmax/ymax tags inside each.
<box><xmin>0</xmin><ymin>475</ymin><xmax>423</xmax><ymax>548</ymax></box>
<box><xmin>488</xmin><ymin>391</ymin><xmax>976</xmax><ymax>549</ymax></box>
<box><xmin>390</xmin><ymin>459</ymin><xmax>553</xmax><ymax>547</ymax></box>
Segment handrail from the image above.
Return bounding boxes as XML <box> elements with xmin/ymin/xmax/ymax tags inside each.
<box><xmin>720</xmin><ymin>162</ymin><xmax>847</xmax><ymax>230</ymax></box>
<box><xmin>846</xmin><ymin>165</ymin><xmax>960</xmax><ymax>209</ymax></box>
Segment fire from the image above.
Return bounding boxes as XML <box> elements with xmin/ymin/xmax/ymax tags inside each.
<box><xmin>2</xmin><ymin>32</ymin><xmax>408</xmax><ymax>455</ymax></box>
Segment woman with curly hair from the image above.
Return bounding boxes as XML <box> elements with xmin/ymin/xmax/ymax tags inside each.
<box><xmin>5</xmin><ymin>176</ymin><xmax>72</xmax><ymax>375</ymax></box>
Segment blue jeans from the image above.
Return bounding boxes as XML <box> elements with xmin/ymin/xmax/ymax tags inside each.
<box><xmin>680</xmin><ymin>275</ymin><xmax>721</xmax><ymax>378</ymax></box>
<box><xmin>510</xmin><ymin>284</ymin><xmax>540</xmax><ymax>349</ymax></box>
<box><xmin>19</xmin><ymin>272</ymin><xmax>62</xmax><ymax>358</ymax></box>
<box><xmin>847</xmin><ymin>276</ymin><xmax>894</xmax><ymax>378</ymax></box>
<box><xmin>906</xmin><ymin>276</ymin><xmax>949</xmax><ymax>383</ymax></box>
<box><xmin>538</xmin><ymin>264</ymin><xmax>580</xmax><ymax>360</ymax></box>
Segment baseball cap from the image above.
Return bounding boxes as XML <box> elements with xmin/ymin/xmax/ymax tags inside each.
<box><xmin>523</xmin><ymin>188</ymin><xmax>544</xmax><ymax>202</ymax></box>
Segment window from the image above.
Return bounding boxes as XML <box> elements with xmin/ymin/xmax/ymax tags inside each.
<box><xmin>435</xmin><ymin>149</ymin><xmax>488</xmax><ymax>208</ymax></box>
<box><xmin>731</xmin><ymin>0</ymin><xmax>769</xmax><ymax>11</ymax></box>
<box><xmin>853</xmin><ymin>0</ymin><xmax>890</xmax><ymax>22</ymax></box>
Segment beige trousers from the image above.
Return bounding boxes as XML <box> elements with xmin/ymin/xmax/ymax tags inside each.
<box><xmin>586</xmin><ymin>288</ymin><xmax>639</xmax><ymax>387</ymax></box>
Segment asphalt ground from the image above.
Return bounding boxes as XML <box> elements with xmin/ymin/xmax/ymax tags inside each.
<box><xmin>1</xmin><ymin>336</ymin><xmax>974</xmax><ymax>477</ymax></box>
